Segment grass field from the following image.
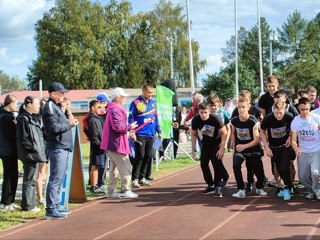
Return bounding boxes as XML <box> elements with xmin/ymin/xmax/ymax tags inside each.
<box><xmin>0</xmin><ymin>143</ymin><xmax>198</xmax><ymax>230</ymax></box>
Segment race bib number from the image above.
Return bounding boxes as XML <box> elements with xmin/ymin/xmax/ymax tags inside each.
<box><xmin>236</xmin><ymin>128</ymin><xmax>251</xmax><ymax>141</ymax></box>
<box><xmin>201</xmin><ymin>125</ymin><xmax>215</xmax><ymax>137</ymax></box>
<box><xmin>299</xmin><ymin>129</ymin><xmax>316</xmax><ymax>141</ymax></box>
<box><xmin>270</xmin><ymin>127</ymin><xmax>287</xmax><ymax>139</ymax></box>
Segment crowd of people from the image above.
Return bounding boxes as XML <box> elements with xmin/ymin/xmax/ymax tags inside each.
<box><xmin>1</xmin><ymin>75</ymin><xmax>320</xmax><ymax>221</ymax></box>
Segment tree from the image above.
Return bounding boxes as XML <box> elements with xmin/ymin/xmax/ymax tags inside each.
<box><xmin>27</xmin><ymin>0</ymin><xmax>206</xmax><ymax>90</ymax></box>
<box><xmin>28</xmin><ymin>0</ymin><xmax>109</xmax><ymax>90</ymax></box>
<box><xmin>0</xmin><ymin>70</ymin><xmax>24</xmax><ymax>94</ymax></box>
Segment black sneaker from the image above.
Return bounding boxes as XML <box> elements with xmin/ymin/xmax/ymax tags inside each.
<box><xmin>221</xmin><ymin>179</ymin><xmax>229</xmax><ymax>188</ymax></box>
<box><xmin>201</xmin><ymin>186</ymin><xmax>215</xmax><ymax>195</ymax></box>
<box><xmin>245</xmin><ymin>183</ymin><xmax>252</xmax><ymax>193</ymax></box>
<box><xmin>215</xmin><ymin>187</ymin><xmax>223</xmax><ymax>197</ymax></box>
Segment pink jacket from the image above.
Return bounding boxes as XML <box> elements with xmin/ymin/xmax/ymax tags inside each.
<box><xmin>100</xmin><ymin>102</ymin><xmax>131</xmax><ymax>154</ymax></box>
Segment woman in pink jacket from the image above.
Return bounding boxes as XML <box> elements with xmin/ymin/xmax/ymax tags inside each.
<box><xmin>101</xmin><ymin>88</ymin><xmax>138</xmax><ymax>199</ymax></box>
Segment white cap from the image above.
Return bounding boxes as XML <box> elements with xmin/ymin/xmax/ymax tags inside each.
<box><xmin>111</xmin><ymin>87</ymin><xmax>129</xmax><ymax>98</ymax></box>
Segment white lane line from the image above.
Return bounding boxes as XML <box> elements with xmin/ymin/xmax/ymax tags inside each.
<box><xmin>92</xmin><ymin>190</ymin><xmax>199</xmax><ymax>240</ymax></box>
<box><xmin>199</xmin><ymin>156</ymin><xmax>269</xmax><ymax>240</ymax></box>
<box><xmin>0</xmin><ymin>164</ymin><xmax>201</xmax><ymax>239</ymax></box>
<box><xmin>306</xmin><ymin>216</ymin><xmax>320</xmax><ymax>240</ymax></box>
<box><xmin>198</xmin><ymin>198</ymin><xmax>260</xmax><ymax>240</ymax></box>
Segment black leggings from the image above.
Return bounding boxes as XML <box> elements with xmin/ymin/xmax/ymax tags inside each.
<box><xmin>200</xmin><ymin>147</ymin><xmax>229</xmax><ymax>187</ymax></box>
<box><xmin>271</xmin><ymin>147</ymin><xmax>291</xmax><ymax>188</ymax></box>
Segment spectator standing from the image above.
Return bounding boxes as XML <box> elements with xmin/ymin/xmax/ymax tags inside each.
<box><xmin>129</xmin><ymin>84</ymin><xmax>162</xmax><ymax>188</ymax></box>
<box><xmin>100</xmin><ymin>87</ymin><xmax>138</xmax><ymax>199</ymax></box>
<box><xmin>42</xmin><ymin>82</ymin><xmax>78</xmax><ymax>220</ymax></box>
<box><xmin>87</xmin><ymin>100</ymin><xmax>106</xmax><ymax>196</ymax></box>
<box><xmin>17</xmin><ymin>96</ymin><xmax>46</xmax><ymax>212</ymax></box>
<box><xmin>0</xmin><ymin>95</ymin><xmax>18</xmax><ymax>212</ymax></box>
<box><xmin>36</xmin><ymin>98</ymin><xmax>49</xmax><ymax>205</ymax></box>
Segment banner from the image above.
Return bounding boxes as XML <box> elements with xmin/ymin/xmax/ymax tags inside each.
<box><xmin>156</xmin><ymin>85</ymin><xmax>174</xmax><ymax>139</ymax></box>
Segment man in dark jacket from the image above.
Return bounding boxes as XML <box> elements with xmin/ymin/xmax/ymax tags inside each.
<box><xmin>42</xmin><ymin>82</ymin><xmax>78</xmax><ymax>220</ymax></box>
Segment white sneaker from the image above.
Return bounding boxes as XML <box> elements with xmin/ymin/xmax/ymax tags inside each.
<box><xmin>139</xmin><ymin>178</ymin><xmax>151</xmax><ymax>186</ymax></box>
<box><xmin>256</xmin><ymin>189</ymin><xmax>267</xmax><ymax>196</ymax></box>
<box><xmin>132</xmin><ymin>179</ymin><xmax>140</xmax><ymax>188</ymax></box>
<box><xmin>0</xmin><ymin>204</ymin><xmax>15</xmax><ymax>212</ymax></box>
<box><xmin>232</xmin><ymin>189</ymin><xmax>246</xmax><ymax>198</ymax></box>
<box><xmin>107</xmin><ymin>192</ymin><xmax>121</xmax><ymax>199</ymax></box>
<box><xmin>120</xmin><ymin>190</ymin><xmax>138</xmax><ymax>199</ymax></box>
<box><xmin>27</xmin><ymin>207</ymin><xmax>41</xmax><ymax>213</ymax></box>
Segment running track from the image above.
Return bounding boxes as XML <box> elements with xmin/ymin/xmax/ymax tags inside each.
<box><xmin>1</xmin><ymin>154</ymin><xmax>320</xmax><ymax>240</ymax></box>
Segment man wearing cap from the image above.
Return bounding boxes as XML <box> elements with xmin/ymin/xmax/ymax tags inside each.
<box><xmin>101</xmin><ymin>87</ymin><xmax>138</xmax><ymax>198</ymax></box>
<box><xmin>42</xmin><ymin>82</ymin><xmax>78</xmax><ymax>219</ymax></box>
<box><xmin>85</xmin><ymin>92</ymin><xmax>111</xmax><ymax>194</ymax></box>
<box><xmin>96</xmin><ymin>92</ymin><xmax>111</xmax><ymax>115</ymax></box>
<box><xmin>129</xmin><ymin>84</ymin><xmax>162</xmax><ymax>188</ymax></box>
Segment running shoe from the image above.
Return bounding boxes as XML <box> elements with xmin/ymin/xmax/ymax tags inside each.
<box><xmin>306</xmin><ymin>192</ymin><xmax>315</xmax><ymax>199</ymax></box>
<box><xmin>215</xmin><ymin>187</ymin><xmax>223</xmax><ymax>198</ymax></box>
<box><xmin>296</xmin><ymin>182</ymin><xmax>305</xmax><ymax>189</ymax></box>
<box><xmin>276</xmin><ymin>187</ymin><xmax>282</xmax><ymax>196</ymax></box>
<box><xmin>283</xmin><ymin>189</ymin><xmax>291</xmax><ymax>201</ymax></box>
<box><xmin>120</xmin><ymin>190</ymin><xmax>138</xmax><ymax>199</ymax></box>
<box><xmin>132</xmin><ymin>179</ymin><xmax>141</xmax><ymax>188</ymax></box>
<box><xmin>201</xmin><ymin>186</ymin><xmax>215</xmax><ymax>195</ymax></box>
<box><xmin>232</xmin><ymin>189</ymin><xmax>246</xmax><ymax>198</ymax></box>
<box><xmin>107</xmin><ymin>192</ymin><xmax>122</xmax><ymax>199</ymax></box>
<box><xmin>139</xmin><ymin>178</ymin><xmax>151</xmax><ymax>186</ymax></box>
<box><xmin>277</xmin><ymin>189</ymin><xmax>285</xmax><ymax>198</ymax></box>
<box><xmin>256</xmin><ymin>189</ymin><xmax>267</xmax><ymax>196</ymax></box>
<box><xmin>45</xmin><ymin>208</ymin><xmax>67</xmax><ymax>220</ymax></box>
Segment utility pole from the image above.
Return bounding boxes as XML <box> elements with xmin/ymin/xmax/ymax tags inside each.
<box><xmin>234</xmin><ymin>0</ymin><xmax>239</xmax><ymax>100</ymax></box>
<box><xmin>257</xmin><ymin>0</ymin><xmax>264</xmax><ymax>95</ymax></box>
<box><xmin>186</xmin><ymin>0</ymin><xmax>195</xmax><ymax>96</ymax></box>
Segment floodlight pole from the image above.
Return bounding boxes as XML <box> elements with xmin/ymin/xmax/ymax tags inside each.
<box><xmin>234</xmin><ymin>0</ymin><xmax>239</xmax><ymax>100</ymax></box>
<box><xmin>186</xmin><ymin>0</ymin><xmax>195</xmax><ymax>96</ymax></box>
<box><xmin>257</xmin><ymin>0</ymin><xmax>264</xmax><ymax>95</ymax></box>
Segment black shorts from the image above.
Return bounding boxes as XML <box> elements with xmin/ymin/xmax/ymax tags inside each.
<box><xmin>90</xmin><ymin>153</ymin><xmax>106</xmax><ymax>167</ymax></box>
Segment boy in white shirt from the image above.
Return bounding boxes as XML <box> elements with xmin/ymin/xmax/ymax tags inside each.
<box><xmin>291</xmin><ymin>97</ymin><xmax>320</xmax><ymax>199</ymax></box>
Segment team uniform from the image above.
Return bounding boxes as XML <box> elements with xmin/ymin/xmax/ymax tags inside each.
<box><xmin>291</xmin><ymin>113</ymin><xmax>320</xmax><ymax>199</ymax></box>
<box><xmin>261</xmin><ymin>112</ymin><xmax>294</xmax><ymax>200</ymax></box>
<box><xmin>191</xmin><ymin>114</ymin><xmax>229</xmax><ymax>196</ymax></box>
<box><xmin>231</xmin><ymin>115</ymin><xmax>266</xmax><ymax>198</ymax></box>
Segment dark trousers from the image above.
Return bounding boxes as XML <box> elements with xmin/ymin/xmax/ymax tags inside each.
<box><xmin>132</xmin><ymin>136</ymin><xmax>154</xmax><ymax>180</ymax></box>
<box><xmin>173</xmin><ymin>128</ymin><xmax>180</xmax><ymax>158</ymax></box>
<box><xmin>233</xmin><ymin>153</ymin><xmax>265</xmax><ymax>189</ymax></box>
<box><xmin>200</xmin><ymin>147</ymin><xmax>229</xmax><ymax>187</ymax></box>
<box><xmin>1</xmin><ymin>156</ymin><xmax>18</xmax><ymax>205</ymax></box>
<box><xmin>271</xmin><ymin>147</ymin><xmax>291</xmax><ymax>188</ymax></box>
<box><xmin>21</xmin><ymin>161</ymin><xmax>38</xmax><ymax>211</ymax></box>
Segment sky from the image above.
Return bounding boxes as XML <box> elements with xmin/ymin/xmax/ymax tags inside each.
<box><xmin>0</xmin><ymin>0</ymin><xmax>319</xmax><ymax>86</ymax></box>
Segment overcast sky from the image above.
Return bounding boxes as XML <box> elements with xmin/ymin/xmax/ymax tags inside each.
<box><xmin>0</xmin><ymin>0</ymin><xmax>319</xmax><ymax>85</ymax></box>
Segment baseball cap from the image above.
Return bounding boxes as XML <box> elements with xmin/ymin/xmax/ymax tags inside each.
<box><xmin>112</xmin><ymin>87</ymin><xmax>129</xmax><ymax>98</ymax></box>
<box><xmin>96</xmin><ymin>92</ymin><xmax>111</xmax><ymax>103</ymax></box>
<box><xmin>48</xmin><ymin>82</ymin><xmax>69</xmax><ymax>93</ymax></box>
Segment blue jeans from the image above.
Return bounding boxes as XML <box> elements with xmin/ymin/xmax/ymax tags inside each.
<box><xmin>46</xmin><ymin>149</ymin><xmax>69</xmax><ymax>211</ymax></box>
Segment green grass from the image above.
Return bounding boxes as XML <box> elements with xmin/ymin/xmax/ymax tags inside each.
<box><xmin>0</xmin><ymin>147</ymin><xmax>198</xmax><ymax>230</ymax></box>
